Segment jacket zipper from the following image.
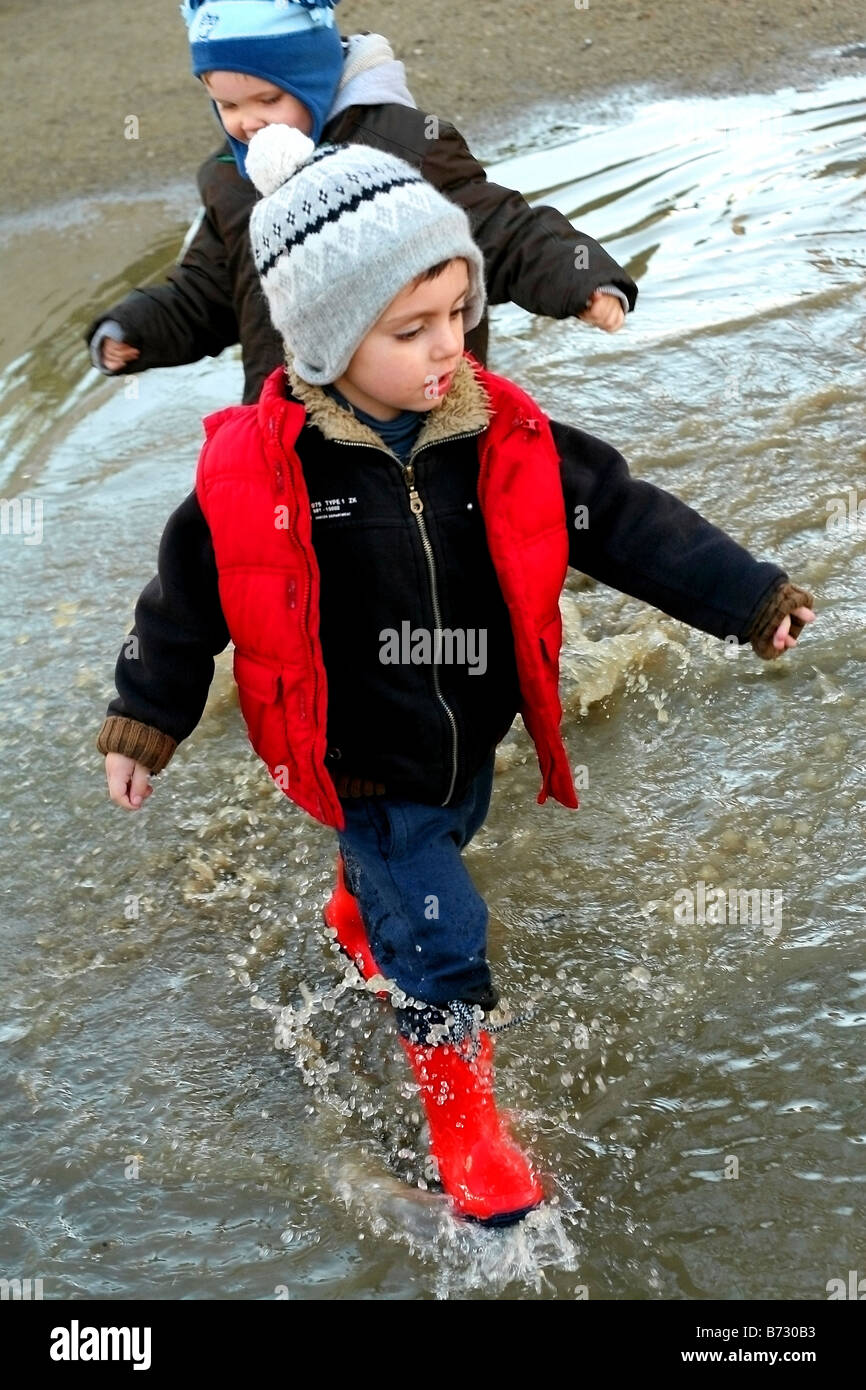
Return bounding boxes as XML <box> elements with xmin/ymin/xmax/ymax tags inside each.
<box><xmin>334</xmin><ymin>430</ymin><xmax>483</xmax><ymax>805</ymax></box>
<box><xmin>269</xmin><ymin>415</ymin><xmax>286</xmax><ymax>493</ymax></box>
<box><xmin>402</xmin><ymin>457</ymin><xmax>459</xmax><ymax>804</ymax></box>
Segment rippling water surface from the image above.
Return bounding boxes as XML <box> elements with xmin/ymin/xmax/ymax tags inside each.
<box><xmin>1</xmin><ymin>76</ymin><xmax>864</xmax><ymax>1300</ymax></box>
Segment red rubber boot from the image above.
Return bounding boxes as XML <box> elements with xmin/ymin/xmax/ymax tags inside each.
<box><xmin>322</xmin><ymin>855</ymin><xmax>381</xmax><ymax>983</ymax></box>
<box><xmin>400</xmin><ymin>1030</ymin><xmax>544</xmax><ymax>1226</ymax></box>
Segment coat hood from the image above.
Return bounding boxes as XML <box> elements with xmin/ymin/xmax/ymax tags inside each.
<box><xmin>328</xmin><ymin>33</ymin><xmax>416</xmax><ymax>123</ymax></box>
<box><xmin>284</xmin><ymin>351</ymin><xmax>493</xmax><ymax>456</ymax></box>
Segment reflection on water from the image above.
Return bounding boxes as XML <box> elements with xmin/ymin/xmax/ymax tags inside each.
<box><xmin>0</xmin><ymin>76</ymin><xmax>864</xmax><ymax>1300</ymax></box>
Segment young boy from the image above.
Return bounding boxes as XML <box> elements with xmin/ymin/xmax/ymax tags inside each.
<box><xmin>86</xmin><ymin>0</ymin><xmax>635</xmax><ymax>404</ymax></box>
<box><xmin>97</xmin><ymin>124</ymin><xmax>815</xmax><ymax>1228</ymax></box>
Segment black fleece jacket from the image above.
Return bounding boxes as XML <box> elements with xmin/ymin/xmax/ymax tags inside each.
<box><xmin>86</xmin><ymin>105</ymin><xmax>638</xmax><ymax>404</ymax></box>
<box><xmin>101</xmin><ymin>411</ymin><xmax>788</xmax><ymax>806</ymax></box>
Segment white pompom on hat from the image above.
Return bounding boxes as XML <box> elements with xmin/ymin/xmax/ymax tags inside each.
<box><xmin>246</xmin><ymin>123</ymin><xmax>487</xmax><ymax>385</ymax></box>
<box><xmin>246</xmin><ymin>123</ymin><xmax>316</xmax><ymax>197</ymax></box>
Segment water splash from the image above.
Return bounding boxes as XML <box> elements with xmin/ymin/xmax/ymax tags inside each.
<box><xmin>330</xmin><ymin>1153</ymin><xmax>584</xmax><ymax>1298</ymax></box>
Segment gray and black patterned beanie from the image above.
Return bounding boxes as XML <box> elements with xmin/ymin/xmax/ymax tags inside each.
<box><xmin>246</xmin><ymin>123</ymin><xmax>486</xmax><ymax>384</ymax></box>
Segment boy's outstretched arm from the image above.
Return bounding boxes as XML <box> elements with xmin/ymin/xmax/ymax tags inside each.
<box><xmin>554</xmin><ymin>420</ymin><xmax>814</xmax><ymax>654</ymax></box>
<box><xmin>348</xmin><ymin>109</ymin><xmax>637</xmax><ymax>325</ymax></box>
<box><xmin>86</xmin><ymin>152</ymin><xmax>252</xmax><ymax>386</ymax></box>
<box><xmin>97</xmin><ymin>491</ymin><xmax>231</xmax><ymax>801</ymax></box>
<box><xmin>419</xmin><ymin>119</ymin><xmax>636</xmax><ymax>323</ymax></box>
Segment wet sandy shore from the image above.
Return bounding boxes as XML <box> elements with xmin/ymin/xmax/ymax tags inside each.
<box><xmin>3</xmin><ymin>0</ymin><xmax>865</xmax><ymax>211</ymax></box>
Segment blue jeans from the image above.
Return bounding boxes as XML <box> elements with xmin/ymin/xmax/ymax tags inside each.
<box><xmin>336</xmin><ymin>753</ymin><xmax>499</xmax><ymax>1036</ymax></box>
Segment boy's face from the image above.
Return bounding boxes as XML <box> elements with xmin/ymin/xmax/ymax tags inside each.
<box><xmin>334</xmin><ymin>260</ymin><xmax>470</xmax><ymax>423</ymax></box>
<box><xmin>202</xmin><ymin>71</ymin><xmax>313</xmax><ymax>143</ymax></box>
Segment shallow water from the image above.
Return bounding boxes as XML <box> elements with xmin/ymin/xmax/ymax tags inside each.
<box><xmin>1</xmin><ymin>76</ymin><xmax>864</xmax><ymax>1300</ymax></box>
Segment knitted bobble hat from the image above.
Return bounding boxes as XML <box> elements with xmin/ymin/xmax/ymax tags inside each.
<box><xmin>180</xmin><ymin>0</ymin><xmax>345</xmax><ymax>173</ymax></box>
<box><xmin>246</xmin><ymin>123</ymin><xmax>487</xmax><ymax>385</ymax></box>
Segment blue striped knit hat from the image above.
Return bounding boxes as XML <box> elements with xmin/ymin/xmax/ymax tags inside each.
<box><xmin>180</xmin><ymin>1</ymin><xmax>344</xmax><ymax>174</ymax></box>
<box><xmin>246</xmin><ymin>124</ymin><xmax>487</xmax><ymax>385</ymax></box>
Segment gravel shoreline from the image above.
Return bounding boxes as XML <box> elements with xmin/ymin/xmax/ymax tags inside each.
<box><xmin>3</xmin><ymin>0</ymin><xmax>864</xmax><ymax>212</ymax></box>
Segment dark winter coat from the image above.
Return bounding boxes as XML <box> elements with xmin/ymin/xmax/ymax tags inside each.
<box><xmin>86</xmin><ymin>105</ymin><xmax>638</xmax><ymax>404</ymax></box>
<box><xmin>97</xmin><ymin>355</ymin><xmax>798</xmax><ymax>817</ymax></box>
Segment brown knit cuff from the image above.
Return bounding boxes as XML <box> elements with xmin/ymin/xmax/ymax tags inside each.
<box><xmin>96</xmin><ymin>716</ymin><xmax>177</xmax><ymax>774</ymax></box>
<box><xmin>748</xmin><ymin>581</ymin><xmax>815</xmax><ymax>660</ymax></box>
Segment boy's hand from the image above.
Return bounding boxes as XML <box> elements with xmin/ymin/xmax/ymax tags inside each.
<box><xmin>771</xmin><ymin>605</ymin><xmax>816</xmax><ymax>654</ymax></box>
<box><xmin>749</xmin><ymin>583</ymin><xmax>814</xmax><ymax>659</ymax></box>
<box><xmin>578</xmin><ymin>290</ymin><xmax>625</xmax><ymax>333</ymax></box>
<box><xmin>105</xmin><ymin>753</ymin><xmax>153</xmax><ymax>810</ymax></box>
<box><xmin>101</xmin><ymin>338</ymin><xmax>140</xmax><ymax>372</ymax></box>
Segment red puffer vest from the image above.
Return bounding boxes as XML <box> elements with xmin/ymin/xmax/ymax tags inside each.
<box><xmin>196</xmin><ymin>358</ymin><xmax>578</xmax><ymax>831</ymax></box>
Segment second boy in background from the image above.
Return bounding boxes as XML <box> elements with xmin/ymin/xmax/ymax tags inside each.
<box><xmin>87</xmin><ymin>0</ymin><xmax>636</xmax><ymax>402</ymax></box>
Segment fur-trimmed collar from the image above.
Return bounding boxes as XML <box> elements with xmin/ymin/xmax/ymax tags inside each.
<box><xmin>285</xmin><ymin>353</ymin><xmax>493</xmax><ymax>457</ymax></box>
